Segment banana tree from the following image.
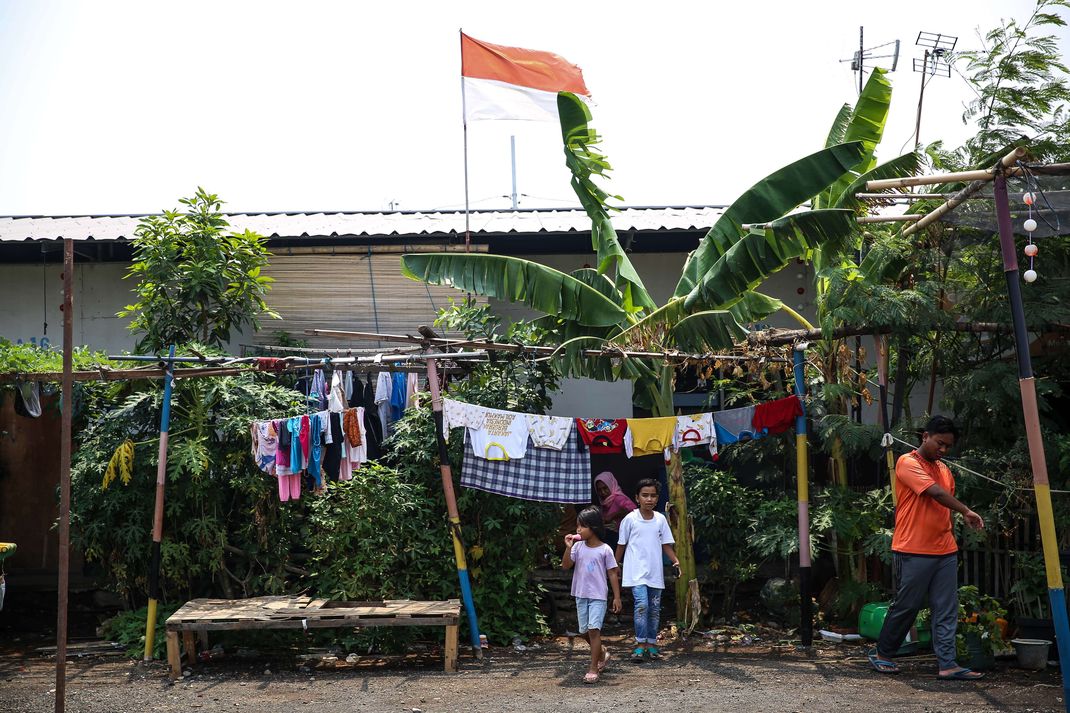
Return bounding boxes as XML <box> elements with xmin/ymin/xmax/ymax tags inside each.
<box><xmin>403</xmin><ymin>92</ymin><xmax>866</xmax><ymax>618</ymax></box>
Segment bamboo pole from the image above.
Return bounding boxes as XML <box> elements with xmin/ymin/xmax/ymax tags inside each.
<box><xmin>54</xmin><ymin>239</ymin><xmax>73</xmax><ymax>713</ymax></box>
<box><xmin>993</xmin><ymin>172</ymin><xmax>1070</xmax><ymax>710</ymax></box>
<box><xmin>793</xmin><ymin>346</ymin><xmax>813</xmax><ymax>647</ymax></box>
<box><xmin>307</xmin><ymin>329</ymin><xmax>783</xmax><ymax>362</ymax></box>
<box><xmin>866</xmin><ymin>147</ymin><xmax>1026</xmax><ymax>191</ymax></box>
<box><xmin>143</xmin><ymin>345</ymin><xmax>176</xmax><ymax>661</ymax></box>
<box><xmin>856</xmin><ymin>215</ymin><xmax>922</xmax><ymax>223</ymax></box>
<box><xmin>747</xmin><ymin>320</ymin><xmax>1070</xmax><ymax>347</ymax></box>
<box><xmin>426</xmin><ymin>357</ymin><xmax>482</xmax><ymax>658</ymax></box>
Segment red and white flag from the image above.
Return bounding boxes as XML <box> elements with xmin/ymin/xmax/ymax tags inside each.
<box><xmin>460</xmin><ymin>32</ymin><xmax>591</xmax><ymax>123</ymax></box>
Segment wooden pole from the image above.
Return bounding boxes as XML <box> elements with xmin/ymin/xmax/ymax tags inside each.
<box><xmin>866</xmin><ymin>147</ymin><xmax>1027</xmax><ymax>191</ymax></box>
<box><xmin>993</xmin><ymin>172</ymin><xmax>1070</xmax><ymax>710</ymax></box>
<box><xmin>793</xmin><ymin>346</ymin><xmax>813</xmax><ymax>647</ymax></box>
<box><xmin>873</xmin><ymin>335</ymin><xmax>897</xmax><ymax>506</ymax></box>
<box><xmin>54</xmin><ymin>239</ymin><xmax>73</xmax><ymax>713</ymax></box>
<box><xmin>746</xmin><ymin>320</ymin><xmax>1070</xmax><ymax>347</ymax></box>
<box><xmin>143</xmin><ymin>345</ymin><xmax>176</xmax><ymax>661</ymax></box>
<box><xmin>914</xmin><ymin>50</ymin><xmax>928</xmax><ymax>150</ymax></box>
<box><xmin>426</xmin><ymin>357</ymin><xmax>482</xmax><ymax>658</ymax></box>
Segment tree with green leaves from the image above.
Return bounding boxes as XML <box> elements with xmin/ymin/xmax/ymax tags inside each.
<box><xmin>119</xmin><ymin>188</ymin><xmax>277</xmax><ymax>354</ymax></box>
<box><xmin>401</xmin><ymin>91</ymin><xmax>895</xmax><ymax>617</ymax></box>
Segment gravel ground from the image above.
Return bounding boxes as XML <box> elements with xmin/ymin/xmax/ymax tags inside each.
<box><xmin>2</xmin><ymin>635</ymin><xmax>1064</xmax><ymax>713</ymax></box>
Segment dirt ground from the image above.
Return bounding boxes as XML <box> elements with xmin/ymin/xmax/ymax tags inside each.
<box><xmin>2</xmin><ymin>634</ymin><xmax>1065</xmax><ymax>713</ymax></box>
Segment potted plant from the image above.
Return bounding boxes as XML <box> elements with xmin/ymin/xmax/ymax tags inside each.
<box><xmin>1010</xmin><ymin>551</ymin><xmax>1057</xmax><ymax>649</ymax></box>
<box><xmin>956</xmin><ymin>585</ymin><xmax>1008</xmax><ymax>671</ymax></box>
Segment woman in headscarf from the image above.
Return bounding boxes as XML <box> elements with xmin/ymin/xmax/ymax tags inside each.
<box><xmin>594</xmin><ymin>471</ymin><xmax>636</xmax><ymax>548</ymax></box>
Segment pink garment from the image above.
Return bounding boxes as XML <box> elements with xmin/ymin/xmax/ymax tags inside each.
<box><xmin>595</xmin><ymin>471</ymin><xmax>636</xmax><ymax>527</ymax></box>
<box><xmin>277</xmin><ymin>473</ymin><xmax>301</xmax><ymax>502</ymax></box>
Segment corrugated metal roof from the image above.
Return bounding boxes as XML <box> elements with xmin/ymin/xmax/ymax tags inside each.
<box><xmin>0</xmin><ymin>206</ymin><xmax>723</xmax><ymax>242</ymax></box>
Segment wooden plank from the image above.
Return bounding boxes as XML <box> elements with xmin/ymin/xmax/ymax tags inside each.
<box><xmin>166</xmin><ymin>632</ymin><xmax>181</xmax><ymax>680</ymax></box>
<box><xmin>169</xmin><ymin>615</ymin><xmax>459</xmax><ymax>632</ymax></box>
<box><xmin>182</xmin><ymin>632</ymin><xmax>196</xmax><ymax>662</ymax></box>
<box><xmin>444</xmin><ymin>624</ymin><xmax>459</xmax><ymax>673</ymax></box>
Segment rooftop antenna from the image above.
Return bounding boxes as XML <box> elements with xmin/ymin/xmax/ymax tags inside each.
<box><xmin>840</xmin><ymin>26</ymin><xmax>901</xmax><ymax>94</ymax></box>
<box><xmin>913</xmin><ymin>30</ymin><xmax>957</xmax><ymax>148</ymax></box>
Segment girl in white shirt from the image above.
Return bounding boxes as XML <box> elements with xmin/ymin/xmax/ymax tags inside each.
<box><xmin>614</xmin><ymin>478</ymin><xmax>680</xmax><ymax>662</ymax></box>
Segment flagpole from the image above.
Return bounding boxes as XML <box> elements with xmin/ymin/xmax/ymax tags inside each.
<box><xmin>460</xmin><ymin>29</ymin><xmax>471</xmax><ymax>254</ymax></box>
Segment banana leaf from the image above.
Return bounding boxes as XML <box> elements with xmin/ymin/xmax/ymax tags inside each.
<box><xmin>729</xmin><ymin>291</ymin><xmax>784</xmax><ymax>325</ymax></box>
<box><xmin>670</xmin><ymin>310</ymin><xmax>748</xmax><ymax>353</ymax></box>
<box><xmin>816</xmin><ymin>68</ymin><xmax>894</xmax><ymax>209</ymax></box>
<box><xmin>683</xmin><ymin>209</ymin><xmax>856</xmax><ymax>311</ymax></box>
<box><xmin>832</xmin><ymin>152</ymin><xmax>922</xmax><ymax>211</ymax></box>
<box><xmin>673</xmin><ymin>141</ymin><xmax>866</xmax><ymax>298</ymax></box>
<box><xmin>558</xmin><ymin>92</ymin><xmax>656</xmax><ymax>313</ymax></box>
<box><xmin>825</xmin><ymin>103</ymin><xmax>854</xmax><ymax>148</ymax></box>
<box><xmin>401</xmin><ymin>253</ymin><xmax>627</xmax><ymax>327</ymax></box>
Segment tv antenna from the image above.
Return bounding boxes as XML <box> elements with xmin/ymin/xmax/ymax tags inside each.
<box><xmin>912</xmin><ymin>30</ymin><xmax>958</xmax><ymax>148</ymax></box>
<box><xmin>840</xmin><ymin>26</ymin><xmax>900</xmax><ymax>93</ymax></box>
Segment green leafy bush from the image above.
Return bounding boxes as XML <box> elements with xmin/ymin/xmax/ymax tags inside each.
<box><xmin>100</xmin><ymin>603</ymin><xmax>180</xmax><ymax>659</ymax></box>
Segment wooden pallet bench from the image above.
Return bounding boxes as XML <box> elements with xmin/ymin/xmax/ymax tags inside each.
<box><xmin>164</xmin><ymin>595</ymin><xmax>461</xmax><ymax>679</ymax></box>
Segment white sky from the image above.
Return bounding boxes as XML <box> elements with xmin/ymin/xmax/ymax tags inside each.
<box><xmin>0</xmin><ymin>0</ymin><xmax>1062</xmax><ymax>216</ymax></box>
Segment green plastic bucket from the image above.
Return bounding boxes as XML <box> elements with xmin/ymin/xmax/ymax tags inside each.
<box><xmin>859</xmin><ymin>601</ymin><xmax>929</xmax><ymax>648</ymax></box>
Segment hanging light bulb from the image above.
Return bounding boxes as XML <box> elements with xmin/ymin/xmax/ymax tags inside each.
<box><xmin>1025</xmin><ymin>243</ymin><xmax>1039</xmax><ymax>257</ymax></box>
<box><xmin>1024</xmin><ymin>269</ymin><xmax>1038</xmax><ymax>283</ymax></box>
<box><xmin>1023</xmin><ymin>192</ymin><xmax>1036</xmax><ymax>206</ymax></box>
<box><xmin>1024</xmin><ymin>218</ymin><xmax>1038</xmax><ymax>233</ymax></box>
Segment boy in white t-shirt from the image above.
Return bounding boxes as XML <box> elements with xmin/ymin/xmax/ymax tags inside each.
<box><xmin>614</xmin><ymin>478</ymin><xmax>680</xmax><ymax>663</ymax></box>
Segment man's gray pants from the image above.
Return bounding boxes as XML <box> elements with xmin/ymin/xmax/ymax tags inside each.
<box><xmin>876</xmin><ymin>552</ymin><xmax>959</xmax><ymax>670</ymax></box>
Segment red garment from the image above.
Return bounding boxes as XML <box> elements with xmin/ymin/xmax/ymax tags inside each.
<box><xmin>752</xmin><ymin>395</ymin><xmax>803</xmax><ymax>435</ymax></box>
<box><xmin>255</xmin><ymin>357</ymin><xmax>287</xmax><ymax>373</ymax></box>
<box><xmin>298</xmin><ymin>415</ymin><xmax>311</xmax><ymax>462</ymax></box>
<box><xmin>575</xmin><ymin>418</ymin><xmax>628</xmax><ymax>454</ymax></box>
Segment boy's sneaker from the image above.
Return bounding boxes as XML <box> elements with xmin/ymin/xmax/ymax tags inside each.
<box><xmin>630</xmin><ymin>647</ymin><xmax>646</xmax><ymax>663</ymax></box>
<box><xmin>646</xmin><ymin>645</ymin><xmax>662</xmax><ymax>660</ymax></box>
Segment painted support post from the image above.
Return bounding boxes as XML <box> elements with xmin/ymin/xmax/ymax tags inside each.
<box><xmin>426</xmin><ymin>358</ymin><xmax>483</xmax><ymax>657</ymax></box>
<box><xmin>994</xmin><ymin>172</ymin><xmax>1070</xmax><ymax>709</ymax></box>
<box><xmin>793</xmin><ymin>345</ymin><xmax>813</xmax><ymax>647</ymax></box>
<box><xmin>144</xmin><ymin>345</ymin><xmax>176</xmax><ymax>661</ymax></box>
<box><xmin>55</xmin><ymin>239</ymin><xmax>74</xmax><ymax>713</ymax></box>
<box><xmin>873</xmin><ymin>335</ymin><xmax>897</xmax><ymax>506</ymax></box>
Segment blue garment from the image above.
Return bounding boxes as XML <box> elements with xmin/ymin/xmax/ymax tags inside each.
<box><xmin>713</xmin><ymin>405</ymin><xmax>763</xmax><ymax>445</ymax></box>
<box><xmin>390</xmin><ymin>372</ymin><xmax>408</xmax><ymax>421</ymax></box>
<box><xmin>288</xmin><ymin>417</ymin><xmax>303</xmax><ymax>472</ymax></box>
<box><xmin>632</xmin><ymin>584</ymin><xmax>663</xmax><ymax>644</ymax></box>
<box><xmin>307</xmin><ymin>413</ymin><xmax>323</xmax><ymax>487</ymax></box>
<box><xmin>310</xmin><ymin>370</ymin><xmax>328</xmax><ymax>411</ymax></box>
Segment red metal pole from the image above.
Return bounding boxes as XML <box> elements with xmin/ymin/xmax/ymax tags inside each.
<box><xmin>55</xmin><ymin>239</ymin><xmax>74</xmax><ymax>713</ymax></box>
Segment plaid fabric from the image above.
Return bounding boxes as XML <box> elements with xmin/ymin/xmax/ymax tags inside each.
<box><xmin>461</xmin><ymin>426</ymin><xmax>591</xmax><ymax>504</ymax></box>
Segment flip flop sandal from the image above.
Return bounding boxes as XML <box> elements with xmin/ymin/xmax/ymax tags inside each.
<box><xmin>597</xmin><ymin>647</ymin><xmax>611</xmax><ymax>672</ymax></box>
<box><xmin>868</xmin><ymin>651</ymin><xmax>899</xmax><ymax>674</ymax></box>
<box><xmin>631</xmin><ymin>647</ymin><xmax>646</xmax><ymax>663</ymax></box>
<box><xmin>584</xmin><ymin>671</ymin><xmax>599</xmax><ymax>684</ymax></box>
<box><xmin>646</xmin><ymin>646</ymin><xmax>662</xmax><ymax>660</ymax></box>
<box><xmin>937</xmin><ymin>668</ymin><xmax>984</xmax><ymax>681</ymax></box>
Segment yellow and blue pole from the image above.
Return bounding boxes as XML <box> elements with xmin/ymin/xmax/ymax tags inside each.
<box><xmin>144</xmin><ymin>345</ymin><xmax>176</xmax><ymax>661</ymax></box>
<box><xmin>793</xmin><ymin>344</ymin><xmax>813</xmax><ymax>646</ymax></box>
<box><xmin>426</xmin><ymin>358</ymin><xmax>483</xmax><ymax>657</ymax></box>
<box><xmin>994</xmin><ymin>171</ymin><xmax>1070</xmax><ymax>707</ymax></box>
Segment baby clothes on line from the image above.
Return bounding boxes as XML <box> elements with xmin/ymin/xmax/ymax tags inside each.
<box><xmin>468</xmin><ymin>408</ymin><xmax>530</xmax><ymax>461</ymax></box>
<box><xmin>623</xmin><ymin>416</ymin><xmax>677</xmax><ymax>458</ymax></box>
<box><xmin>575</xmin><ymin>418</ymin><xmax>628</xmax><ymax>454</ymax></box>
<box><xmin>343</xmin><ymin>408</ymin><xmax>363</xmax><ymax>447</ymax></box>
<box><xmin>278</xmin><ymin>472</ymin><xmax>301</xmax><ymax>502</ymax></box>
<box><xmin>344</xmin><ymin>371</ymin><xmax>354</xmax><ymax>402</ymax></box>
<box><xmin>288</xmin><ymin>417</ymin><xmax>305</xmax><ymax>473</ymax></box>
<box><xmin>252</xmin><ymin>421</ymin><xmax>278</xmax><ymax>475</ymax></box>
<box><xmin>348</xmin><ymin>406</ymin><xmax>368</xmax><ymax>465</ymax></box>
<box><xmin>525</xmin><ymin>414</ymin><xmax>573</xmax><ymax>450</ymax></box>
<box><xmin>275</xmin><ymin>419</ymin><xmax>293</xmax><ymax>475</ymax></box>
<box><xmin>322</xmin><ymin>412</ymin><xmax>343</xmax><ymax>482</ymax></box>
<box><xmin>441</xmin><ymin>398</ymin><xmax>488</xmax><ymax>441</ymax></box>
<box><xmin>361</xmin><ymin>378</ymin><xmax>384</xmax><ymax>459</ymax></box>
<box><xmin>329</xmin><ymin>371</ymin><xmax>348</xmax><ymax>412</ymax></box>
<box><xmin>672</xmin><ymin>413</ymin><xmax>718</xmax><ymax>455</ymax></box>
<box><xmin>713</xmin><ymin>405</ymin><xmax>762</xmax><ymax>445</ymax></box>
<box><xmin>298</xmin><ymin>415</ymin><xmax>311</xmax><ymax>464</ymax></box>
<box><xmin>307</xmin><ymin>412</ymin><xmax>324</xmax><ymax>488</ymax></box>
<box><xmin>310</xmin><ymin>370</ymin><xmax>328</xmax><ymax>411</ymax></box>
<box><xmin>375</xmin><ymin>371</ymin><xmax>393</xmax><ymax>438</ymax></box>
<box><xmin>752</xmin><ymin>395</ymin><xmax>803</xmax><ymax>435</ymax></box>
<box><xmin>460</xmin><ymin>427</ymin><xmax>591</xmax><ymax>504</ymax></box>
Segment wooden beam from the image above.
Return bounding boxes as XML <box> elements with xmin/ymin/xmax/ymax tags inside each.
<box><xmin>866</xmin><ymin>147</ymin><xmax>1025</xmax><ymax>191</ymax></box>
<box><xmin>748</xmin><ymin>320</ymin><xmax>1070</xmax><ymax>347</ymax></box>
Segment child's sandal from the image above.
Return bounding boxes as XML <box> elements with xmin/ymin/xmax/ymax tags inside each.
<box><xmin>583</xmin><ymin>671</ymin><xmax>599</xmax><ymax>684</ymax></box>
<box><xmin>646</xmin><ymin>646</ymin><xmax>661</xmax><ymax>660</ymax></box>
<box><xmin>631</xmin><ymin>647</ymin><xmax>646</xmax><ymax>663</ymax></box>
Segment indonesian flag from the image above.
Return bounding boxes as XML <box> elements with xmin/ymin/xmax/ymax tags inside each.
<box><xmin>461</xmin><ymin>32</ymin><xmax>591</xmax><ymax>123</ymax></box>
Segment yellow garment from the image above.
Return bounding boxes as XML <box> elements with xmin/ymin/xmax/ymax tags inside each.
<box><xmin>626</xmin><ymin>417</ymin><xmax>677</xmax><ymax>457</ymax></box>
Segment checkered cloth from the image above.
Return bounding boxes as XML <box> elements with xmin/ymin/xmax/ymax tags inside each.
<box><xmin>461</xmin><ymin>426</ymin><xmax>591</xmax><ymax>504</ymax></box>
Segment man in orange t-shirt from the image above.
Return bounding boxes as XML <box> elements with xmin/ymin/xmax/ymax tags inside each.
<box><xmin>869</xmin><ymin>416</ymin><xmax>985</xmax><ymax>680</ymax></box>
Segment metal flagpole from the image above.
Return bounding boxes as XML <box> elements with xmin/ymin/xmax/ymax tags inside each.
<box><xmin>793</xmin><ymin>345</ymin><xmax>813</xmax><ymax>646</ymax></box>
<box><xmin>993</xmin><ymin>171</ymin><xmax>1070</xmax><ymax>709</ymax></box>
<box><xmin>54</xmin><ymin>238</ymin><xmax>74</xmax><ymax>713</ymax></box>
<box><xmin>426</xmin><ymin>357</ymin><xmax>482</xmax><ymax>657</ymax></box>
<box><xmin>143</xmin><ymin>344</ymin><xmax>176</xmax><ymax>661</ymax></box>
